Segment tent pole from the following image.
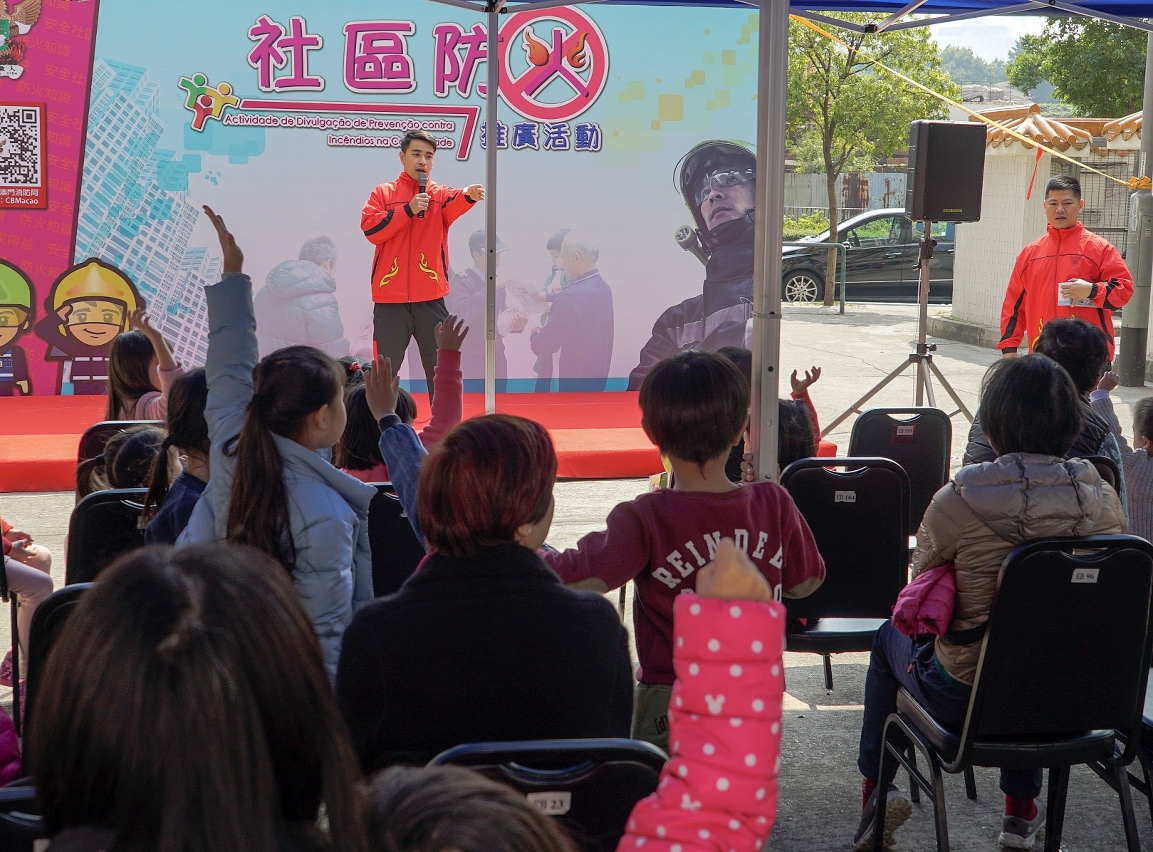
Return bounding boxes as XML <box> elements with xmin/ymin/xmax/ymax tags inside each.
<box><xmin>750</xmin><ymin>0</ymin><xmax>789</xmax><ymax>482</ymax></box>
<box><xmin>484</xmin><ymin>4</ymin><xmax>500</xmax><ymax>414</ymax></box>
<box><xmin>1119</xmin><ymin>29</ymin><xmax>1153</xmax><ymax>386</ymax></box>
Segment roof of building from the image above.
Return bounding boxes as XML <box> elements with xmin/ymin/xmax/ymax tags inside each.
<box><xmin>1103</xmin><ymin>111</ymin><xmax>1142</xmax><ymax>143</ymax></box>
<box><xmin>984</xmin><ymin>105</ymin><xmax>1093</xmax><ymax>153</ymax></box>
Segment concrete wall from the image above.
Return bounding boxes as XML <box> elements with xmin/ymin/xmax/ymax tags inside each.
<box><xmin>953</xmin><ymin>150</ymin><xmax>1052</xmax><ymax>331</ymax></box>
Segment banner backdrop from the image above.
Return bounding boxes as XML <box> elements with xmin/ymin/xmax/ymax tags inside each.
<box><xmin>2</xmin><ymin>0</ymin><xmax>768</xmax><ymax>395</ymax></box>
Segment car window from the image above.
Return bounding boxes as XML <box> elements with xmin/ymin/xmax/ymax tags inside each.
<box><xmin>852</xmin><ymin>216</ymin><xmax>901</xmax><ymax>248</ymax></box>
<box><xmin>913</xmin><ymin>221</ymin><xmax>954</xmax><ymax>241</ymax></box>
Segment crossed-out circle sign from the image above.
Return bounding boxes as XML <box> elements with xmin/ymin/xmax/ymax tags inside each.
<box><xmin>498</xmin><ymin>7</ymin><xmax>609</xmax><ymax>123</ymax></box>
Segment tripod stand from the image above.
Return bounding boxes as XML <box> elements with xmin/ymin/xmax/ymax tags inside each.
<box><xmin>822</xmin><ymin>221</ymin><xmax>974</xmax><ymax>437</ymax></box>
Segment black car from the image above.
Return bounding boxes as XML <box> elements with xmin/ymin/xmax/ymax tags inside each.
<box><xmin>782</xmin><ymin>208</ymin><xmax>955</xmax><ymax>304</ymax></box>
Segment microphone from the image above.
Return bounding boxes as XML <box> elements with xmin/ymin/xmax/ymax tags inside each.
<box><xmin>417</xmin><ymin>172</ymin><xmax>427</xmax><ymax>218</ymax></box>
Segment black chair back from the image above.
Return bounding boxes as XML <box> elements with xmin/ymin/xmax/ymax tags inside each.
<box><xmin>962</xmin><ymin>536</ymin><xmax>1153</xmax><ymax>755</ymax></box>
<box><xmin>1079</xmin><ymin>454</ymin><xmax>1122</xmax><ymax>494</ymax></box>
<box><xmin>0</xmin><ymin>785</ymin><xmax>41</xmax><ymax>850</ymax></box>
<box><xmin>368</xmin><ymin>483</ymin><xmax>426</xmax><ymax>597</ymax></box>
<box><xmin>77</xmin><ymin>420</ymin><xmax>162</xmax><ymax>464</ymax></box>
<box><xmin>66</xmin><ymin>489</ymin><xmax>146</xmax><ymax>585</ymax></box>
<box><xmin>429</xmin><ymin>739</ymin><xmax>667</xmax><ymax>852</ymax></box>
<box><xmin>849</xmin><ymin>407</ymin><xmax>951</xmax><ymax>532</ymax></box>
<box><xmin>21</xmin><ymin>584</ymin><xmax>92</xmax><ymax>777</ymax></box>
<box><xmin>780</xmin><ymin>457</ymin><xmax>910</xmax><ymax>620</ymax></box>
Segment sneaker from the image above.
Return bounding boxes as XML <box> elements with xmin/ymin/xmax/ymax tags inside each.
<box><xmin>999</xmin><ymin>798</ymin><xmax>1046</xmax><ymax>850</ymax></box>
<box><xmin>853</xmin><ymin>784</ymin><xmax>913</xmax><ymax>850</ymax></box>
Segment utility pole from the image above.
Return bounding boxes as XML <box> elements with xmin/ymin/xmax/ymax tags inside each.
<box><xmin>1118</xmin><ymin>29</ymin><xmax>1153</xmax><ymax>386</ymax></box>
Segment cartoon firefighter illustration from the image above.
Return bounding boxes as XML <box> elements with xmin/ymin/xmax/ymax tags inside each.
<box><xmin>0</xmin><ymin>259</ymin><xmax>34</xmax><ymax>395</ymax></box>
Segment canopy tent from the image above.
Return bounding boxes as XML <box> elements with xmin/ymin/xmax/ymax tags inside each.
<box><xmin>424</xmin><ymin>0</ymin><xmax>1153</xmax><ymax>481</ymax></box>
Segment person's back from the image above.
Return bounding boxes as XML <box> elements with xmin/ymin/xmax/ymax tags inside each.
<box><xmin>1090</xmin><ymin>386</ymin><xmax>1153</xmax><ymax>541</ymax></box>
<box><xmin>255</xmin><ymin>257</ymin><xmax>350</xmax><ymax>359</ymax></box>
<box><xmin>336</xmin><ymin>415</ymin><xmax>632</xmax><ymax>773</ymax></box>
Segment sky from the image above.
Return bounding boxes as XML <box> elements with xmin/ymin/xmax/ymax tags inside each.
<box><xmin>930</xmin><ymin>14</ymin><xmax>1048</xmax><ymax>63</ymax></box>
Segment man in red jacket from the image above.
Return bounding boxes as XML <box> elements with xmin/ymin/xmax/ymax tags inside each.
<box><xmin>999</xmin><ymin>174</ymin><xmax>1132</xmax><ymax>360</ymax></box>
<box><xmin>361</xmin><ymin>130</ymin><xmax>484</xmax><ymax>397</ymax></box>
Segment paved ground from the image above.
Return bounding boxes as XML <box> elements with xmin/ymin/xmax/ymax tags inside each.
<box><xmin>3</xmin><ymin>302</ymin><xmax>1152</xmax><ymax>850</ymax></box>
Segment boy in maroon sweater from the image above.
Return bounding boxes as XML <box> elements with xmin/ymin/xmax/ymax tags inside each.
<box><xmin>543</xmin><ymin>351</ymin><xmax>825</xmax><ymax>749</ymax></box>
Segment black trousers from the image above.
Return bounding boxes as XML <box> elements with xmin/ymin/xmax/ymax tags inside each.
<box><xmin>373</xmin><ymin>299</ymin><xmax>448</xmax><ymax>400</ymax></box>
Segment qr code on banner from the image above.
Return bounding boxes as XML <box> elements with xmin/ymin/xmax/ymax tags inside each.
<box><xmin>0</xmin><ymin>104</ymin><xmax>44</xmax><ymax>187</ymax></box>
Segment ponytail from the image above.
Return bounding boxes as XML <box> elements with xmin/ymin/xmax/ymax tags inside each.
<box><xmin>75</xmin><ymin>453</ymin><xmax>110</xmax><ymax>503</ymax></box>
<box><xmin>140</xmin><ymin>435</ymin><xmax>178</xmax><ymax>526</ymax></box>
<box><xmin>141</xmin><ymin>370</ymin><xmax>209</xmax><ymax>526</ymax></box>
<box><xmin>226</xmin><ymin>346</ymin><xmax>343</xmax><ymax>572</ymax></box>
<box><xmin>77</xmin><ymin>425</ymin><xmax>167</xmax><ymax>504</ymax></box>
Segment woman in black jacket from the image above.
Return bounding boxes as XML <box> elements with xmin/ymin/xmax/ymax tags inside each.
<box><xmin>336</xmin><ymin>414</ymin><xmax>634</xmax><ymax>773</ymax></box>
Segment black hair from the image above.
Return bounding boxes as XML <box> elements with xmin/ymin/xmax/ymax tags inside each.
<box><xmin>1135</xmin><ymin>397</ymin><xmax>1153</xmax><ymax>443</ymax></box>
<box><xmin>546</xmin><ymin>229</ymin><xmax>570</xmax><ymax>252</ymax></box>
<box><xmin>640</xmin><ymin>351</ymin><xmax>749</xmax><ymax>470</ymax></box>
<box><xmin>106</xmin><ymin>329</ymin><xmax>160</xmax><ymax>420</ymax></box>
<box><xmin>142</xmin><ymin>369</ymin><xmax>209</xmax><ymax>526</ymax></box>
<box><xmin>981</xmin><ymin>354</ymin><xmax>1083</xmax><ymax>457</ymax></box>
<box><xmin>339</xmin><ymin>356</ymin><xmax>365</xmax><ymax>386</ymax></box>
<box><xmin>338</xmin><ymin>384</ymin><xmax>384</xmax><ymax>472</ymax></box>
<box><xmin>29</xmin><ymin>544</ymin><xmax>368</xmax><ymax>852</ymax></box>
<box><xmin>1045</xmin><ymin>174</ymin><xmax>1081</xmax><ymax>200</ymax></box>
<box><xmin>77</xmin><ymin>425</ymin><xmax>167</xmax><ymax>502</ymax></box>
<box><xmin>227</xmin><ymin>346</ymin><xmax>344</xmax><ymax>570</ymax></box>
<box><xmin>400</xmin><ymin>130</ymin><xmax>437</xmax><ymax>153</ymax></box>
<box><xmin>1034</xmin><ymin>317</ymin><xmax>1110</xmax><ymax>395</ymax></box>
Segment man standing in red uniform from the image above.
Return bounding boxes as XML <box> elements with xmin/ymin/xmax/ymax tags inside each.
<box><xmin>361</xmin><ymin>130</ymin><xmax>484</xmax><ymax>396</ymax></box>
<box><xmin>999</xmin><ymin>175</ymin><xmax>1133</xmax><ymax>360</ymax></box>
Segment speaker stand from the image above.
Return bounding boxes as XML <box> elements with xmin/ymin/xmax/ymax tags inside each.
<box><xmin>822</xmin><ymin>222</ymin><xmax>974</xmax><ymax>437</ymax></box>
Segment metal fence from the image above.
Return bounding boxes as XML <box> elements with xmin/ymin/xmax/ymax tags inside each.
<box><xmin>1050</xmin><ymin>153</ymin><xmax>1138</xmax><ymax>258</ymax></box>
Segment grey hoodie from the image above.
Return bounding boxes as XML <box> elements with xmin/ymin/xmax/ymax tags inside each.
<box><xmin>912</xmin><ymin>452</ymin><xmax>1126</xmax><ymax>684</ymax></box>
<box><xmin>254</xmin><ymin>259</ymin><xmax>350</xmax><ymax>359</ymax></box>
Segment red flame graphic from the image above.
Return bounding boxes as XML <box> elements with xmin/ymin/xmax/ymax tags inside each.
<box><xmin>566</xmin><ymin>33</ymin><xmax>588</xmax><ymax>70</ymax></box>
<box><xmin>522</xmin><ymin>27</ymin><xmax>550</xmax><ymax>67</ymax></box>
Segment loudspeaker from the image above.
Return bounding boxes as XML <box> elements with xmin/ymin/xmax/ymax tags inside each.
<box><xmin>905</xmin><ymin>120</ymin><xmax>986</xmax><ymax>223</ymax></box>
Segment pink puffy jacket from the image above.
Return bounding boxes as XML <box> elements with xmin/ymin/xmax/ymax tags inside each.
<box><xmin>619</xmin><ymin>594</ymin><xmax>785</xmax><ymax>851</ymax></box>
<box><xmin>0</xmin><ymin>706</ymin><xmax>18</xmax><ymax>787</ymax></box>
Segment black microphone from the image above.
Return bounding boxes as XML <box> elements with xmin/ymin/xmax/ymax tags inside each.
<box><xmin>417</xmin><ymin>172</ymin><xmax>427</xmax><ymax>218</ymax></box>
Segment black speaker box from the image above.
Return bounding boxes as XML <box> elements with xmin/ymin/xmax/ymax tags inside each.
<box><xmin>904</xmin><ymin>120</ymin><xmax>986</xmax><ymax>223</ymax></box>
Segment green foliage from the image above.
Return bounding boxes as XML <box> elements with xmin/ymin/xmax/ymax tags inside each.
<box><xmin>787</xmin><ymin>12</ymin><xmax>956</xmax><ymax>236</ymax></box>
<box><xmin>783</xmin><ymin>211</ymin><xmax>829</xmax><ymax>240</ymax></box>
<box><xmin>940</xmin><ymin>45</ymin><xmax>1006</xmax><ymax>86</ymax></box>
<box><xmin>1006</xmin><ymin>21</ymin><xmax>1145</xmax><ymax>116</ymax></box>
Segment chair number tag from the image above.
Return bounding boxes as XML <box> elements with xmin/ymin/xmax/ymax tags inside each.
<box><xmin>896</xmin><ymin>424</ymin><xmax>916</xmax><ymax>436</ymax></box>
<box><xmin>835</xmin><ymin>491</ymin><xmax>856</xmax><ymax>503</ymax></box>
<box><xmin>1071</xmin><ymin>568</ymin><xmax>1100</xmax><ymax>584</ymax></box>
<box><xmin>528</xmin><ymin>792</ymin><xmax>572</xmax><ymax>815</ymax></box>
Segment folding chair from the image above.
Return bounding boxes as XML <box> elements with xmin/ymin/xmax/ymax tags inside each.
<box><xmin>1079</xmin><ymin>454</ymin><xmax>1122</xmax><ymax>495</ymax></box>
<box><xmin>21</xmin><ymin>583</ymin><xmax>92</xmax><ymax>776</ymax></box>
<box><xmin>65</xmin><ymin>489</ymin><xmax>147</xmax><ymax>585</ymax></box>
<box><xmin>780</xmin><ymin>457</ymin><xmax>910</xmax><ymax>691</ymax></box>
<box><xmin>848</xmin><ymin>407</ymin><xmax>951</xmax><ymax>534</ymax></box>
<box><xmin>0</xmin><ymin>785</ymin><xmax>41</xmax><ymax>851</ymax></box>
<box><xmin>1112</xmin><ymin>675</ymin><xmax>1153</xmax><ymax>829</ymax></box>
<box><xmin>368</xmin><ymin>483</ymin><xmax>426</xmax><ymax>597</ymax></box>
<box><xmin>429</xmin><ymin>739</ymin><xmax>667</xmax><ymax>852</ymax></box>
<box><xmin>77</xmin><ymin>420</ymin><xmax>162</xmax><ymax>464</ymax></box>
<box><xmin>873</xmin><ymin>535</ymin><xmax>1153</xmax><ymax>852</ymax></box>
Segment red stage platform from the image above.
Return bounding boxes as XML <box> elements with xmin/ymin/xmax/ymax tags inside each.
<box><xmin>0</xmin><ymin>392</ymin><xmax>665</xmax><ymax>492</ymax></box>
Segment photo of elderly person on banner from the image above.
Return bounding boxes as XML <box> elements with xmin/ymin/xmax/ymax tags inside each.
<box><xmin>628</xmin><ymin>140</ymin><xmax>756</xmax><ymax>389</ymax></box>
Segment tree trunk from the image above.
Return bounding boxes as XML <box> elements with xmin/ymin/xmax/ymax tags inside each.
<box><xmin>824</xmin><ymin>170</ymin><xmax>839</xmax><ymax>307</ymax></box>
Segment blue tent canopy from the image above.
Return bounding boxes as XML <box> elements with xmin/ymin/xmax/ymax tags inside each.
<box><xmin>427</xmin><ymin>0</ymin><xmax>1152</xmax><ymax>478</ymax></box>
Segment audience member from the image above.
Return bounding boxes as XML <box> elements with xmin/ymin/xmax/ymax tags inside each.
<box><xmin>853</xmin><ymin>354</ymin><xmax>1126</xmax><ymax>851</ymax></box>
<box><xmin>1090</xmin><ymin>370</ymin><xmax>1153</xmax><ymax>542</ymax></box>
<box><xmin>76</xmin><ymin>424</ymin><xmax>168</xmax><ymax>501</ymax></box>
<box><xmin>340</xmin><ymin>356</ymin><xmax>366</xmax><ymax>386</ymax></box>
<box><xmin>105</xmin><ymin>308</ymin><xmax>183</xmax><ymax>421</ymax></box>
<box><xmin>0</xmin><ymin>511</ymin><xmax>53</xmax><ymax>682</ymax></box>
<box><xmin>338</xmin><ymin>315</ymin><xmax>466</xmax><ymax>482</ymax></box>
<box><xmin>361</xmin><ymin>539</ymin><xmax>785</xmax><ymax>852</ymax></box>
<box><xmin>541</xmin><ymin>351</ymin><xmax>824</xmax><ymax>751</ymax></box>
<box><xmin>179</xmin><ymin>208</ymin><xmax>377</xmax><ymax>678</ymax></box>
<box><xmin>141</xmin><ymin>369</ymin><xmax>210</xmax><ymax>545</ymax></box>
<box><xmin>336</xmin><ymin>413</ymin><xmax>632</xmax><ymax>772</ymax></box>
<box><xmin>28</xmin><ymin>544</ymin><xmax>368</xmax><ymax>852</ymax></box>
<box><xmin>963</xmin><ymin>319</ymin><xmax>1126</xmax><ymax>512</ymax></box>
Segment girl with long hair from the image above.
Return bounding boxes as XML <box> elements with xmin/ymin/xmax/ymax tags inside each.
<box><xmin>179</xmin><ymin>208</ymin><xmax>376</xmax><ymax>676</ymax></box>
<box><xmin>141</xmin><ymin>369</ymin><xmax>210</xmax><ymax>544</ymax></box>
<box><xmin>105</xmin><ymin>308</ymin><xmax>183</xmax><ymax>421</ymax></box>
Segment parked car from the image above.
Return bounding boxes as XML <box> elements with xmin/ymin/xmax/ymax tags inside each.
<box><xmin>782</xmin><ymin>208</ymin><xmax>955</xmax><ymax>304</ymax></box>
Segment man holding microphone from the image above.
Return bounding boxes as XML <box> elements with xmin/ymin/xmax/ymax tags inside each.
<box><xmin>998</xmin><ymin>175</ymin><xmax>1132</xmax><ymax>360</ymax></box>
<box><xmin>361</xmin><ymin>130</ymin><xmax>484</xmax><ymax>398</ymax></box>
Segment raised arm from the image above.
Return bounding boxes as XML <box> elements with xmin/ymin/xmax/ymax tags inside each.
<box><xmin>366</xmin><ymin>355</ymin><xmax>429</xmax><ymax>544</ymax></box>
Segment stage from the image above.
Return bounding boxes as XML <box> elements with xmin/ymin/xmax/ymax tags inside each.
<box><xmin>0</xmin><ymin>392</ymin><xmax>666</xmax><ymax>492</ymax></box>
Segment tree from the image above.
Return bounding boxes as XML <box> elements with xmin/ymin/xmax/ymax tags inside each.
<box><xmin>1006</xmin><ymin>19</ymin><xmax>1145</xmax><ymax>116</ymax></box>
<box><xmin>787</xmin><ymin>13</ymin><xmax>956</xmax><ymax>303</ymax></box>
<box><xmin>940</xmin><ymin>45</ymin><xmax>1006</xmax><ymax>86</ymax></box>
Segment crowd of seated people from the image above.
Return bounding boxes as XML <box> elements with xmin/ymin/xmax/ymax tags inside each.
<box><xmin>1</xmin><ymin>205</ymin><xmax>1148</xmax><ymax>852</ymax></box>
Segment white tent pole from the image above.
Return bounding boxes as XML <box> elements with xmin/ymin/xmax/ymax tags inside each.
<box><xmin>485</xmin><ymin>3</ymin><xmax>501</xmax><ymax>414</ymax></box>
<box><xmin>750</xmin><ymin>0</ymin><xmax>789</xmax><ymax>482</ymax></box>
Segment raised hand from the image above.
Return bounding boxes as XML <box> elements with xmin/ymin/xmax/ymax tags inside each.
<box><xmin>696</xmin><ymin>537</ymin><xmax>774</xmax><ymax>603</ymax></box>
<box><xmin>203</xmin><ymin>206</ymin><xmax>244</xmax><ymax>273</ymax></box>
<box><xmin>434</xmin><ymin>314</ymin><xmax>470</xmax><ymax>352</ymax></box>
<box><xmin>129</xmin><ymin>307</ymin><xmax>161</xmax><ymax>340</ymax></box>
<box><xmin>365</xmin><ymin>356</ymin><xmax>402</xmax><ymax>421</ymax></box>
<box><xmin>790</xmin><ymin>365</ymin><xmax>822</xmax><ymax>396</ymax></box>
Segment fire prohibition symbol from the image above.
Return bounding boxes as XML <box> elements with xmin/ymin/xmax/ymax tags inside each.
<box><xmin>498</xmin><ymin>7</ymin><xmax>609</xmax><ymax>124</ymax></box>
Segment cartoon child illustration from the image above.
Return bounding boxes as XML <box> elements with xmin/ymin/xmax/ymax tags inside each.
<box><xmin>0</xmin><ymin>259</ymin><xmax>33</xmax><ymax>395</ymax></box>
<box><xmin>34</xmin><ymin>259</ymin><xmax>140</xmax><ymax>395</ymax></box>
